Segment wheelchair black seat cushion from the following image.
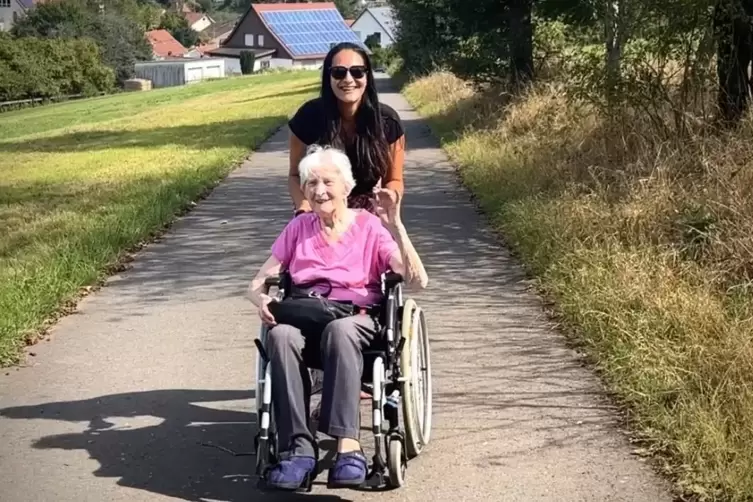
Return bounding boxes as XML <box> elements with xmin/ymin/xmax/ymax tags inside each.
<box><xmin>268</xmin><ymin>296</ymin><xmax>356</xmax><ymax>338</ymax></box>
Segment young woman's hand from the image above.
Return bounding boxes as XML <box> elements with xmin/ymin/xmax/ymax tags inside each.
<box><xmin>258</xmin><ymin>294</ymin><xmax>277</xmax><ymax>326</ymax></box>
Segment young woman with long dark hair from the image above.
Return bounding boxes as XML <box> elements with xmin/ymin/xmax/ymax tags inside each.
<box><xmin>287</xmin><ymin>42</ymin><xmax>406</xmax><ymax>216</ymax></box>
<box><xmin>286</xmin><ymin>42</ymin><xmax>407</xmax><ymax>404</ymax></box>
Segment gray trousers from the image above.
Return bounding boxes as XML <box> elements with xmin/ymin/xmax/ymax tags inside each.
<box><xmin>266</xmin><ymin>315</ymin><xmax>378</xmax><ymax>457</ymax></box>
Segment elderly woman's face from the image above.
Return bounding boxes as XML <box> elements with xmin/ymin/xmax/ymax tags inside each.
<box><xmin>303</xmin><ymin>164</ymin><xmax>348</xmax><ymax>214</ymax></box>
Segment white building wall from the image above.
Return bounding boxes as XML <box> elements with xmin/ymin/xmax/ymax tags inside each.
<box><xmin>190</xmin><ymin>16</ymin><xmax>212</xmax><ymax>32</ymax></box>
<box><xmin>349</xmin><ymin>12</ymin><xmax>393</xmax><ymax>48</ymax></box>
<box><xmin>134</xmin><ymin>59</ymin><xmax>226</xmax><ymax>88</ymax></box>
<box><xmin>270</xmin><ymin>58</ymin><xmax>293</xmax><ymax>68</ymax></box>
<box><xmin>292</xmin><ymin>59</ymin><xmax>323</xmax><ymax>70</ymax></box>
<box><xmin>224</xmin><ymin>58</ymin><xmax>242</xmax><ymax>75</ymax></box>
<box><xmin>0</xmin><ymin>0</ymin><xmax>26</xmax><ymax>32</ymax></box>
<box><xmin>183</xmin><ymin>59</ymin><xmax>225</xmax><ymax>83</ymax></box>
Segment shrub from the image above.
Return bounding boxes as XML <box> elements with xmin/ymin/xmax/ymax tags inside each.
<box><xmin>0</xmin><ymin>33</ymin><xmax>115</xmax><ymax>102</ymax></box>
<box><xmin>11</xmin><ymin>1</ymin><xmax>151</xmax><ymax>85</ymax></box>
<box><xmin>371</xmin><ymin>45</ymin><xmax>399</xmax><ymax>69</ymax></box>
<box><xmin>240</xmin><ymin>50</ymin><xmax>256</xmax><ymax>75</ymax></box>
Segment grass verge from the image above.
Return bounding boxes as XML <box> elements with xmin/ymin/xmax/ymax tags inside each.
<box><xmin>403</xmin><ymin>72</ymin><xmax>753</xmax><ymax>502</ymax></box>
<box><xmin>0</xmin><ymin>71</ymin><xmax>319</xmax><ymax>366</ymax></box>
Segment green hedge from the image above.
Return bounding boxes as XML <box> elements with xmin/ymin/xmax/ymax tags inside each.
<box><xmin>0</xmin><ymin>33</ymin><xmax>115</xmax><ymax>102</ymax></box>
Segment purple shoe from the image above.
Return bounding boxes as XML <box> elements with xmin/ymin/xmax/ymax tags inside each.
<box><xmin>266</xmin><ymin>454</ymin><xmax>317</xmax><ymax>491</ymax></box>
<box><xmin>327</xmin><ymin>450</ymin><xmax>368</xmax><ymax>488</ymax></box>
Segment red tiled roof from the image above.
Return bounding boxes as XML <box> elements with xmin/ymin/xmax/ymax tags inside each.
<box><xmin>252</xmin><ymin>1</ymin><xmax>336</xmax><ymax>12</ymax></box>
<box><xmin>146</xmin><ymin>29</ymin><xmax>188</xmax><ymax>58</ymax></box>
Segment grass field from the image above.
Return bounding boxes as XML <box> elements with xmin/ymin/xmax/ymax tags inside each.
<box><xmin>0</xmin><ymin>71</ymin><xmax>319</xmax><ymax>366</ymax></box>
<box><xmin>403</xmin><ymin>72</ymin><xmax>753</xmax><ymax>501</ymax></box>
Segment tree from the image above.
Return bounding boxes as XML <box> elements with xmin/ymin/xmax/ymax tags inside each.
<box><xmin>508</xmin><ymin>0</ymin><xmax>534</xmax><ymax>90</ymax></box>
<box><xmin>10</xmin><ymin>1</ymin><xmax>94</xmax><ymax>39</ymax></box>
<box><xmin>240</xmin><ymin>50</ymin><xmax>256</xmax><ymax>74</ymax></box>
<box><xmin>159</xmin><ymin>11</ymin><xmax>200</xmax><ymax>48</ymax></box>
<box><xmin>388</xmin><ymin>0</ymin><xmax>532</xmax><ymax>88</ymax></box>
<box><xmin>714</xmin><ymin>0</ymin><xmax>753</xmax><ymax>124</ymax></box>
<box><xmin>0</xmin><ymin>31</ymin><xmax>115</xmax><ymax>101</ymax></box>
<box><xmin>11</xmin><ymin>0</ymin><xmax>152</xmax><ymax>84</ymax></box>
<box><xmin>196</xmin><ymin>0</ymin><xmax>213</xmax><ymax>12</ymax></box>
<box><xmin>365</xmin><ymin>32</ymin><xmax>381</xmax><ymax>49</ymax></box>
<box><xmin>335</xmin><ymin>0</ymin><xmax>360</xmax><ymax>19</ymax></box>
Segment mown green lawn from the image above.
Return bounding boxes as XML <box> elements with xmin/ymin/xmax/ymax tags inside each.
<box><xmin>0</xmin><ymin>71</ymin><xmax>319</xmax><ymax>366</ymax></box>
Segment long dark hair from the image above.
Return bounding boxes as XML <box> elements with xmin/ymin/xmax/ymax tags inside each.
<box><xmin>320</xmin><ymin>42</ymin><xmax>391</xmax><ymax>208</ymax></box>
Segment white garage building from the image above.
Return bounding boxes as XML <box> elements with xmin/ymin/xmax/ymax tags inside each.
<box><xmin>133</xmin><ymin>58</ymin><xmax>226</xmax><ymax>88</ymax></box>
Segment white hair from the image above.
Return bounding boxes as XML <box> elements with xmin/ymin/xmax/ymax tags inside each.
<box><xmin>298</xmin><ymin>144</ymin><xmax>356</xmax><ymax>194</ymax></box>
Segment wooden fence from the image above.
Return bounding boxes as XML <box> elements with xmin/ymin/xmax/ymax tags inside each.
<box><xmin>0</xmin><ymin>92</ymin><xmax>109</xmax><ymax>114</ymax></box>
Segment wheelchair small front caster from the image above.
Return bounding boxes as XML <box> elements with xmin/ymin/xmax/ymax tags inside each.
<box><xmin>387</xmin><ymin>436</ymin><xmax>406</xmax><ymax>488</ymax></box>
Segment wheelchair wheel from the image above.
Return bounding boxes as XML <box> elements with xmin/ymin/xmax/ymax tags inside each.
<box><xmin>254</xmin><ymin>330</ymin><xmax>278</xmax><ymax>477</ymax></box>
<box><xmin>399</xmin><ymin>299</ymin><xmax>433</xmax><ymax>459</ymax></box>
<box><xmin>387</xmin><ymin>435</ymin><xmax>406</xmax><ymax>488</ymax></box>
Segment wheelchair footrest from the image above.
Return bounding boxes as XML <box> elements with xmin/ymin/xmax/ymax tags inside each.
<box><xmin>364</xmin><ymin>469</ymin><xmax>387</xmax><ymax>489</ymax></box>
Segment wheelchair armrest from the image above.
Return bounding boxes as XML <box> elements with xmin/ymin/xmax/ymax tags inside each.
<box><xmin>264</xmin><ymin>276</ymin><xmax>281</xmax><ymax>287</ymax></box>
<box><xmin>262</xmin><ymin>271</ymin><xmax>291</xmax><ymax>295</ymax></box>
<box><xmin>384</xmin><ymin>271</ymin><xmax>404</xmax><ymax>288</ymax></box>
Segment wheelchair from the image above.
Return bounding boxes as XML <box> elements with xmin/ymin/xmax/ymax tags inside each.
<box><xmin>252</xmin><ymin>270</ymin><xmax>432</xmax><ymax>490</ymax></box>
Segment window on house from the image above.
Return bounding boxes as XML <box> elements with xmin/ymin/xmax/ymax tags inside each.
<box><xmin>261</xmin><ymin>60</ymin><xmax>270</xmax><ymax>70</ymax></box>
<box><xmin>257</xmin><ymin>34</ymin><xmax>264</xmax><ymax>46</ymax></box>
<box><xmin>0</xmin><ymin>0</ymin><xmax>11</xmax><ymax>8</ymax></box>
<box><xmin>244</xmin><ymin>34</ymin><xmax>254</xmax><ymax>47</ymax></box>
<box><xmin>13</xmin><ymin>11</ymin><xmax>17</xmax><ymax>22</ymax></box>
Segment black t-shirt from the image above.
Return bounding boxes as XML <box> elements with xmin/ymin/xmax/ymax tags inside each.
<box><xmin>288</xmin><ymin>97</ymin><xmax>404</xmax><ymax>147</ymax></box>
<box><xmin>288</xmin><ymin>97</ymin><xmax>404</xmax><ymax>204</ymax></box>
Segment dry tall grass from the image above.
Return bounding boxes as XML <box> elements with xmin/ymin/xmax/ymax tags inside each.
<box><xmin>404</xmin><ymin>72</ymin><xmax>753</xmax><ymax>501</ymax></box>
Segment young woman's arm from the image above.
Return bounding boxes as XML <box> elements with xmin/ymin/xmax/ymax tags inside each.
<box><xmin>288</xmin><ymin>131</ymin><xmax>311</xmax><ymax>213</ymax></box>
<box><xmin>383</xmin><ymin>135</ymin><xmax>405</xmax><ymax>196</ymax></box>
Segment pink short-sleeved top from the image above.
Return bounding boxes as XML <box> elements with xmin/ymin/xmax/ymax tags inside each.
<box><xmin>271</xmin><ymin>210</ymin><xmax>399</xmax><ymax>306</ymax></box>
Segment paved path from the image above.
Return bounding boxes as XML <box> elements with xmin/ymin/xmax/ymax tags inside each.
<box><xmin>0</xmin><ymin>76</ymin><xmax>673</xmax><ymax>502</ymax></box>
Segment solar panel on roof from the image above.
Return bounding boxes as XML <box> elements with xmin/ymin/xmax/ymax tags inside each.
<box><xmin>261</xmin><ymin>8</ymin><xmax>364</xmax><ymax>58</ymax></box>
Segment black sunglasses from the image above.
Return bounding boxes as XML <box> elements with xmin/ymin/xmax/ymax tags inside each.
<box><xmin>330</xmin><ymin>65</ymin><xmax>368</xmax><ymax>80</ymax></box>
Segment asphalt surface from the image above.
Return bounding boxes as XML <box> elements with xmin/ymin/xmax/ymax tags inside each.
<box><xmin>0</xmin><ymin>75</ymin><xmax>674</xmax><ymax>502</ymax></box>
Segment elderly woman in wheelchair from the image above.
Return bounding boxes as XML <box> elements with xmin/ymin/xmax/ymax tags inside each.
<box><xmin>247</xmin><ymin>144</ymin><xmax>431</xmax><ymax>491</ymax></box>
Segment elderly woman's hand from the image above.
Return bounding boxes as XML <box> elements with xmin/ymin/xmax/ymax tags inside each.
<box><xmin>374</xmin><ymin>187</ymin><xmax>401</xmax><ymax>228</ymax></box>
<box><xmin>258</xmin><ymin>293</ymin><xmax>277</xmax><ymax>326</ymax></box>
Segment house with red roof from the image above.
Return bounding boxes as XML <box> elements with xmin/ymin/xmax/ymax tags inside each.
<box><xmin>184</xmin><ymin>10</ymin><xmax>214</xmax><ymax>32</ymax></box>
<box><xmin>146</xmin><ymin>29</ymin><xmax>189</xmax><ymax>60</ymax></box>
<box><xmin>206</xmin><ymin>2</ymin><xmax>364</xmax><ymax>74</ymax></box>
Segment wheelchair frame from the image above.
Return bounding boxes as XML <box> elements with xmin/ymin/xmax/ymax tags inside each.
<box><xmin>252</xmin><ymin>270</ymin><xmax>432</xmax><ymax>490</ymax></box>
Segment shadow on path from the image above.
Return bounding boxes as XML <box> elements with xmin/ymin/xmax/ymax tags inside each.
<box><xmin>0</xmin><ymin>389</ymin><xmax>351</xmax><ymax>502</ymax></box>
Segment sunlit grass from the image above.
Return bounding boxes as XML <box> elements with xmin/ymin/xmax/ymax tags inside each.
<box><xmin>0</xmin><ymin>71</ymin><xmax>319</xmax><ymax>366</ymax></box>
